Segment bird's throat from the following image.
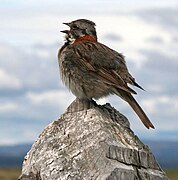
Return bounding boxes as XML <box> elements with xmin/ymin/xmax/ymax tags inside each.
<box><xmin>73</xmin><ymin>35</ymin><xmax>97</xmax><ymax>44</ymax></box>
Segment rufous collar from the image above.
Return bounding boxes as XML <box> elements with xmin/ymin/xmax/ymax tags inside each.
<box><xmin>73</xmin><ymin>35</ymin><xmax>97</xmax><ymax>44</ymax></box>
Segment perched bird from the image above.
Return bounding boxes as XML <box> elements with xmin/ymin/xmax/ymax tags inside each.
<box><xmin>58</xmin><ymin>19</ymin><xmax>155</xmax><ymax>129</ymax></box>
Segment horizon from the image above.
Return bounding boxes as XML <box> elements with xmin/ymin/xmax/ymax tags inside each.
<box><xmin>1</xmin><ymin>139</ymin><xmax>178</xmax><ymax>147</ymax></box>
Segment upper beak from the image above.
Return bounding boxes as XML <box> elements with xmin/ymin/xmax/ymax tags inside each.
<box><xmin>60</xmin><ymin>30</ymin><xmax>69</xmax><ymax>34</ymax></box>
<box><xmin>63</xmin><ymin>22</ymin><xmax>71</xmax><ymax>27</ymax></box>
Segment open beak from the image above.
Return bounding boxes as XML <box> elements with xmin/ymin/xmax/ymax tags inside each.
<box><xmin>60</xmin><ymin>30</ymin><xmax>69</xmax><ymax>34</ymax></box>
<box><xmin>63</xmin><ymin>22</ymin><xmax>71</xmax><ymax>27</ymax></box>
<box><xmin>61</xmin><ymin>22</ymin><xmax>71</xmax><ymax>34</ymax></box>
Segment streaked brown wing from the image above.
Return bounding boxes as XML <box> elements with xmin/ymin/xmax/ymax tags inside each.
<box><xmin>72</xmin><ymin>41</ymin><xmax>138</xmax><ymax>94</ymax></box>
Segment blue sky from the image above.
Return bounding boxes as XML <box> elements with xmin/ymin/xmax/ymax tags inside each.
<box><xmin>0</xmin><ymin>0</ymin><xmax>178</xmax><ymax>144</ymax></box>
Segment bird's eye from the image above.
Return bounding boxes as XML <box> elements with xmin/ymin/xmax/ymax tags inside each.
<box><xmin>72</xmin><ymin>25</ymin><xmax>78</xmax><ymax>29</ymax></box>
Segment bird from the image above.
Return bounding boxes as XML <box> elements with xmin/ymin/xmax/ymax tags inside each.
<box><xmin>58</xmin><ymin>19</ymin><xmax>155</xmax><ymax>129</ymax></box>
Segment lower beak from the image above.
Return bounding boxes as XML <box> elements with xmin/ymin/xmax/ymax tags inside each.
<box><xmin>60</xmin><ymin>30</ymin><xmax>69</xmax><ymax>34</ymax></box>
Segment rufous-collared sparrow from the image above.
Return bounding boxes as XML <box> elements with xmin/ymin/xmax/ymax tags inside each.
<box><xmin>58</xmin><ymin>19</ymin><xmax>154</xmax><ymax>129</ymax></box>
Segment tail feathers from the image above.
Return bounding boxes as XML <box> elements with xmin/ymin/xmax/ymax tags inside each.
<box><xmin>127</xmin><ymin>94</ymin><xmax>155</xmax><ymax>129</ymax></box>
<box><xmin>115</xmin><ymin>89</ymin><xmax>155</xmax><ymax>129</ymax></box>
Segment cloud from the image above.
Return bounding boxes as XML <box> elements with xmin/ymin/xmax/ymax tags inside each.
<box><xmin>138</xmin><ymin>49</ymin><xmax>178</xmax><ymax>95</ymax></box>
<box><xmin>144</xmin><ymin>84</ymin><xmax>164</xmax><ymax>94</ymax></box>
<box><xmin>0</xmin><ymin>102</ymin><xmax>18</xmax><ymax>112</ymax></box>
<box><xmin>102</xmin><ymin>33</ymin><xmax>123</xmax><ymax>42</ymax></box>
<box><xmin>1</xmin><ymin>3</ymin><xmax>178</xmax><ymax>144</ymax></box>
<box><xmin>0</xmin><ymin>69</ymin><xmax>22</xmax><ymax>90</ymax></box>
<box><xmin>135</xmin><ymin>7</ymin><xmax>178</xmax><ymax>32</ymax></box>
<box><xmin>141</xmin><ymin>95</ymin><xmax>178</xmax><ymax>116</ymax></box>
<box><xmin>26</xmin><ymin>90</ymin><xmax>74</xmax><ymax>108</ymax></box>
<box><xmin>0</xmin><ymin>42</ymin><xmax>61</xmax><ymax>94</ymax></box>
<box><xmin>145</xmin><ymin>36</ymin><xmax>165</xmax><ymax>44</ymax></box>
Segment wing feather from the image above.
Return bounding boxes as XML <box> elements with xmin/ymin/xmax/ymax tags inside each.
<box><xmin>72</xmin><ymin>41</ymin><xmax>142</xmax><ymax>94</ymax></box>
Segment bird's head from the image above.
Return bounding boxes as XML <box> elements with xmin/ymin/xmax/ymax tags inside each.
<box><xmin>62</xmin><ymin>19</ymin><xmax>97</xmax><ymax>41</ymax></box>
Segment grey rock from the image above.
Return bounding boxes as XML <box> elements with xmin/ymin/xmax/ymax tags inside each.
<box><xmin>19</xmin><ymin>98</ymin><xmax>169</xmax><ymax>180</ymax></box>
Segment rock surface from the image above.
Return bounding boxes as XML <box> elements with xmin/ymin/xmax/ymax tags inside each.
<box><xmin>19</xmin><ymin>98</ymin><xmax>169</xmax><ymax>180</ymax></box>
